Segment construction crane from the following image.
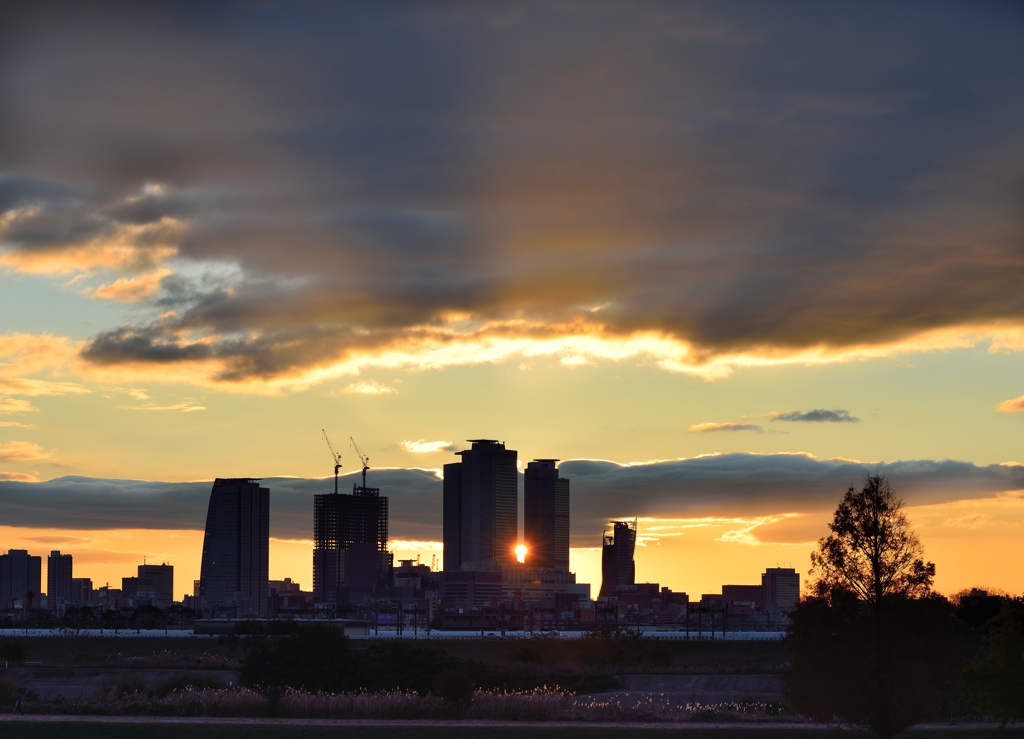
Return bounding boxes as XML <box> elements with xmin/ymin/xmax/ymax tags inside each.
<box><xmin>322</xmin><ymin>429</ymin><xmax>342</xmax><ymax>494</ymax></box>
<box><xmin>350</xmin><ymin>436</ymin><xmax>369</xmax><ymax>488</ymax></box>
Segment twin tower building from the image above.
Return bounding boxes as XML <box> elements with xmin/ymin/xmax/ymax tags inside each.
<box><xmin>443</xmin><ymin>439</ymin><xmax>569</xmax><ymax>572</ymax></box>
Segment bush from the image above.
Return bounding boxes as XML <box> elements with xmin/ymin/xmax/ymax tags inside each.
<box><xmin>239</xmin><ymin>626</ymin><xmax>358</xmax><ymax>693</ymax></box>
<box><xmin>577</xmin><ymin>627</ymin><xmax>671</xmax><ymax>672</ymax></box>
<box><xmin>432</xmin><ymin>670</ymin><xmax>475</xmax><ymax>704</ymax></box>
<box><xmin>0</xmin><ymin>641</ymin><xmax>26</xmax><ymax>665</ymax></box>
<box><xmin>0</xmin><ymin>680</ymin><xmax>20</xmax><ymax>706</ymax></box>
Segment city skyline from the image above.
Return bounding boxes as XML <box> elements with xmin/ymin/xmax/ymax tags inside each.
<box><xmin>3</xmin><ymin>441</ymin><xmax>1022</xmax><ymax>603</ymax></box>
<box><xmin>2</xmin><ymin>3</ymin><xmax>1023</xmax><ymax>603</ymax></box>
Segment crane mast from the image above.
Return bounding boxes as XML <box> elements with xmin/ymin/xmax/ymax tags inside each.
<box><xmin>322</xmin><ymin>429</ymin><xmax>342</xmax><ymax>494</ymax></box>
<box><xmin>350</xmin><ymin>436</ymin><xmax>370</xmax><ymax>488</ymax></box>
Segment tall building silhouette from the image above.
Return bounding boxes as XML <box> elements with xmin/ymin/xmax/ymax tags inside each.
<box><xmin>523</xmin><ymin>459</ymin><xmax>570</xmax><ymax>570</ymax></box>
<box><xmin>47</xmin><ymin>550</ymin><xmax>73</xmax><ymax>612</ymax></box>
<box><xmin>443</xmin><ymin>439</ymin><xmax>518</xmax><ymax>571</ymax></box>
<box><xmin>599</xmin><ymin>519</ymin><xmax>637</xmax><ymax>598</ymax></box>
<box><xmin>313</xmin><ymin>482</ymin><xmax>391</xmax><ymax>604</ymax></box>
<box><xmin>71</xmin><ymin>577</ymin><xmax>92</xmax><ymax>605</ymax></box>
<box><xmin>198</xmin><ymin>478</ymin><xmax>269</xmax><ymax>617</ymax></box>
<box><xmin>138</xmin><ymin>563</ymin><xmax>174</xmax><ymax>608</ymax></box>
<box><xmin>762</xmin><ymin>567</ymin><xmax>800</xmax><ymax>611</ymax></box>
<box><xmin>0</xmin><ymin>549</ymin><xmax>41</xmax><ymax>609</ymax></box>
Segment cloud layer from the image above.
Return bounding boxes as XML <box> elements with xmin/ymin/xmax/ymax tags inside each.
<box><xmin>2</xmin><ymin>454</ymin><xmax>1021</xmax><ymax>547</ymax></box>
<box><xmin>689</xmin><ymin>422</ymin><xmax>762</xmax><ymax>433</ymax></box>
<box><xmin>770</xmin><ymin>409</ymin><xmax>859</xmax><ymax>423</ymax></box>
<box><xmin>0</xmin><ymin>4</ymin><xmax>1022</xmax><ymax>390</ymax></box>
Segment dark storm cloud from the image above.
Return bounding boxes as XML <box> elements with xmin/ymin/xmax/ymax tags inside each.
<box><xmin>2</xmin><ymin>3</ymin><xmax>1023</xmax><ymax>378</ymax></box>
<box><xmin>2</xmin><ymin>455</ymin><xmax>1021</xmax><ymax>546</ymax></box>
<box><xmin>559</xmin><ymin>455</ymin><xmax>1024</xmax><ymax>544</ymax></box>
<box><xmin>0</xmin><ymin>469</ymin><xmax>444</xmax><ymax>542</ymax></box>
<box><xmin>771</xmin><ymin>409</ymin><xmax>859</xmax><ymax>423</ymax></box>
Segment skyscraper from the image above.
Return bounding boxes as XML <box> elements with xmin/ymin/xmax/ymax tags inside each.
<box><xmin>71</xmin><ymin>577</ymin><xmax>92</xmax><ymax>605</ymax></box>
<box><xmin>313</xmin><ymin>481</ymin><xmax>391</xmax><ymax>604</ymax></box>
<box><xmin>523</xmin><ymin>459</ymin><xmax>570</xmax><ymax>570</ymax></box>
<box><xmin>443</xmin><ymin>439</ymin><xmax>518</xmax><ymax>571</ymax></box>
<box><xmin>138</xmin><ymin>563</ymin><xmax>174</xmax><ymax>608</ymax></box>
<box><xmin>47</xmin><ymin>550</ymin><xmax>73</xmax><ymax>612</ymax></box>
<box><xmin>762</xmin><ymin>567</ymin><xmax>800</xmax><ymax>611</ymax></box>
<box><xmin>198</xmin><ymin>478</ymin><xmax>269</xmax><ymax>617</ymax></box>
<box><xmin>599</xmin><ymin>519</ymin><xmax>637</xmax><ymax>598</ymax></box>
<box><xmin>0</xmin><ymin>549</ymin><xmax>42</xmax><ymax>609</ymax></box>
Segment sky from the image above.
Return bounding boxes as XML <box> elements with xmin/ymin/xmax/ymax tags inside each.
<box><xmin>1</xmin><ymin>1</ymin><xmax>1022</xmax><ymax>602</ymax></box>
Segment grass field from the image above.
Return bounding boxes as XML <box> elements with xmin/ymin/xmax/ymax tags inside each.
<box><xmin>0</xmin><ymin>720</ymin><xmax>1021</xmax><ymax>739</ymax></box>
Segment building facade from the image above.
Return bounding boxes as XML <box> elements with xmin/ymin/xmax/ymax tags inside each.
<box><xmin>599</xmin><ymin>519</ymin><xmax>637</xmax><ymax>599</ymax></box>
<box><xmin>722</xmin><ymin>583</ymin><xmax>765</xmax><ymax>610</ymax></box>
<box><xmin>313</xmin><ymin>483</ymin><xmax>391</xmax><ymax>604</ymax></box>
<box><xmin>523</xmin><ymin>459</ymin><xmax>570</xmax><ymax>570</ymax></box>
<box><xmin>0</xmin><ymin>549</ymin><xmax>42</xmax><ymax>609</ymax></box>
<box><xmin>138</xmin><ymin>563</ymin><xmax>175</xmax><ymax>609</ymax></box>
<box><xmin>47</xmin><ymin>550</ymin><xmax>73</xmax><ymax>612</ymax></box>
<box><xmin>71</xmin><ymin>577</ymin><xmax>93</xmax><ymax>605</ymax></box>
<box><xmin>443</xmin><ymin>439</ymin><xmax>518</xmax><ymax>571</ymax></box>
<box><xmin>198</xmin><ymin>478</ymin><xmax>270</xmax><ymax>617</ymax></box>
<box><xmin>762</xmin><ymin>567</ymin><xmax>800</xmax><ymax>611</ymax></box>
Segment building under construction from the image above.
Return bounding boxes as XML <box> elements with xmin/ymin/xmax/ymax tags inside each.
<box><xmin>313</xmin><ymin>436</ymin><xmax>392</xmax><ymax>606</ymax></box>
<box><xmin>313</xmin><ymin>483</ymin><xmax>392</xmax><ymax>604</ymax></box>
<box><xmin>599</xmin><ymin>518</ymin><xmax>637</xmax><ymax>599</ymax></box>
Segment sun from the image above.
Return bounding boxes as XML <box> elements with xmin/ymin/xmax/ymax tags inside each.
<box><xmin>515</xmin><ymin>544</ymin><xmax>527</xmax><ymax>563</ymax></box>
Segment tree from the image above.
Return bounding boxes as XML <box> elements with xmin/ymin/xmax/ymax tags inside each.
<box><xmin>810</xmin><ymin>473</ymin><xmax>934</xmax><ymax>611</ymax></box>
<box><xmin>965</xmin><ymin>597</ymin><xmax>1024</xmax><ymax>724</ymax></box>
<box><xmin>784</xmin><ymin>475</ymin><xmax>960</xmax><ymax>738</ymax></box>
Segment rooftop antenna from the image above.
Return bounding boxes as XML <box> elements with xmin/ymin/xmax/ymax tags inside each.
<box><xmin>350</xmin><ymin>437</ymin><xmax>369</xmax><ymax>488</ymax></box>
<box><xmin>322</xmin><ymin>429</ymin><xmax>342</xmax><ymax>494</ymax></box>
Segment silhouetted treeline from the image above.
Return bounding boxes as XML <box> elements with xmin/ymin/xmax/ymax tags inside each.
<box><xmin>237</xmin><ymin>626</ymin><xmax>618</xmax><ymax>702</ymax></box>
<box><xmin>784</xmin><ymin>593</ymin><xmax>961</xmax><ymax>738</ymax></box>
<box><xmin>964</xmin><ymin>596</ymin><xmax>1024</xmax><ymax>725</ymax></box>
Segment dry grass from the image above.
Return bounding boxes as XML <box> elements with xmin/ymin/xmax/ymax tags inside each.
<box><xmin>20</xmin><ymin>686</ymin><xmax>793</xmax><ymax>722</ymax></box>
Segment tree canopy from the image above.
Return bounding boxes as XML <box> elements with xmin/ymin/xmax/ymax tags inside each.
<box><xmin>809</xmin><ymin>473</ymin><xmax>934</xmax><ymax>609</ymax></box>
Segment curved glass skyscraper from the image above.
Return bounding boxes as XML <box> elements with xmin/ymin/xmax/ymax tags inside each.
<box><xmin>198</xmin><ymin>478</ymin><xmax>269</xmax><ymax>618</ymax></box>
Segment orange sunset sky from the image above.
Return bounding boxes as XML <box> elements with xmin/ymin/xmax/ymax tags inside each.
<box><xmin>1</xmin><ymin>3</ymin><xmax>1022</xmax><ymax>602</ymax></box>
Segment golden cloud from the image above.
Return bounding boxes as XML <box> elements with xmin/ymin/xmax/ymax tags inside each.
<box><xmin>0</xmin><ymin>216</ymin><xmax>182</xmax><ymax>277</ymax></box>
<box><xmin>86</xmin><ymin>268</ymin><xmax>174</xmax><ymax>302</ymax></box>
<box><xmin>5</xmin><ymin>320</ymin><xmax>1024</xmax><ymax>400</ymax></box>
<box><xmin>0</xmin><ymin>471</ymin><xmax>39</xmax><ymax>482</ymax></box>
<box><xmin>400</xmin><ymin>440</ymin><xmax>458</xmax><ymax>453</ymax></box>
<box><xmin>0</xmin><ymin>440</ymin><xmax>50</xmax><ymax>461</ymax></box>
<box><xmin>0</xmin><ymin>332</ymin><xmax>91</xmax><ymax>400</ymax></box>
<box><xmin>632</xmin><ymin>514</ymin><xmax>808</xmax><ymax>547</ymax></box>
<box><xmin>341</xmin><ymin>380</ymin><xmax>397</xmax><ymax>395</ymax></box>
<box><xmin>116</xmin><ymin>402</ymin><xmax>206</xmax><ymax>412</ymax></box>
<box><xmin>944</xmin><ymin>513</ymin><xmax>995</xmax><ymax>529</ymax></box>
<box><xmin>133</xmin><ymin>320</ymin><xmax>1024</xmax><ymax>393</ymax></box>
<box><xmin>390</xmin><ymin>539</ymin><xmax>445</xmax><ymax>551</ymax></box>
<box><xmin>688</xmin><ymin>421</ymin><xmax>762</xmax><ymax>433</ymax></box>
<box><xmin>996</xmin><ymin>395</ymin><xmax>1024</xmax><ymax>413</ymax></box>
<box><xmin>0</xmin><ymin>398</ymin><xmax>38</xmax><ymax>413</ymax></box>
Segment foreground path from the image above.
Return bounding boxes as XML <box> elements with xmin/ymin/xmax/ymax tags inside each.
<box><xmin>0</xmin><ymin>715</ymin><xmax>1005</xmax><ymax>731</ymax></box>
